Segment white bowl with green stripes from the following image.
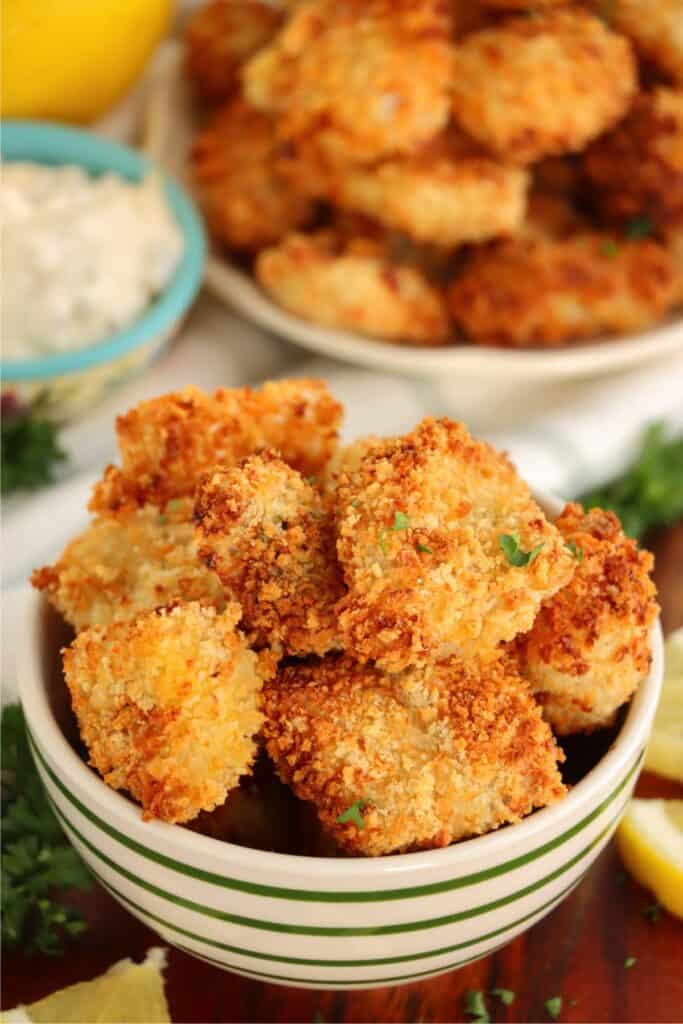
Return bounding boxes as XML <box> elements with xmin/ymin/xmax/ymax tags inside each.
<box><xmin>19</xmin><ymin>534</ymin><xmax>663</xmax><ymax>990</ymax></box>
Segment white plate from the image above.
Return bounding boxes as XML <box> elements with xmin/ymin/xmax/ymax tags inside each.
<box><xmin>145</xmin><ymin>43</ymin><xmax>683</xmax><ymax>380</ymax></box>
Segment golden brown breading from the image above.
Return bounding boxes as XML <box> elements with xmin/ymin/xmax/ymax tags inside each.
<box><xmin>255</xmin><ymin>230</ymin><xmax>451</xmax><ymax>343</ymax></box>
<box><xmin>321</xmin><ymin>436</ymin><xmax>383</xmax><ymax>498</ymax></box>
<box><xmin>519</xmin><ymin>193</ymin><xmax>590</xmax><ymax>242</ymax></box>
<box><xmin>665</xmin><ymin>229</ymin><xmax>683</xmax><ymax>303</ymax></box>
<box><xmin>582</xmin><ymin>89</ymin><xmax>683</xmax><ymax>233</ymax></box>
<box><xmin>89</xmin><ymin>379</ymin><xmax>343</xmax><ymax>514</ymax></box>
<box><xmin>451</xmin><ymin>10</ymin><xmax>637</xmax><ymax>165</ymax></box>
<box><xmin>593</xmin><ymin>0</ymin><xmax>683</xmax><ymax>86</ymax></box>
<box><xmin>448</xmin><ymin>235</ymin><xmax>679</xmax><ymax>348</ymax></box>
<box><xmin>31</xmin><ymin>499</ymin><xmax>224</xmax><ymax>633</ymax></box>
<box><xmin>63</xmin><ymin>603</ymin><xmax>265</xmax><ymax>823</ymax></box>
<box><xmin>184</xmin><ymin>0</ymin><xmax>284</xmax><ymax>103</ymax></box>
<box><xmin>195</xmin><ymin>451</ymin><xmax>344</xmax><ymax>656</ymax></box>
<box><xmin>335</xmin><ymin>418</ymin><xmax>575</xmax><ymax>672</ymax></box>
<box><xmin>263</xmin><ymin>653</ymin><xmax>566</xmax><ymax>855</ymax></box>
<box><xmin>242</xmin><ymin>0</ymin><xmax>455</xmax><ymax>164</ymax></box>
<box><xmin>190</xmin><ymin>99</ymin><xmax>314</xmax><ymax>252</ymax></box>
<box><xmin>516</xmin><ymin>504</ymin><xmax>658</xmax><ymax>734</ymax></box>
<box><xmin>480</xmin><ymin>0</ymin><xmax>565</xmax><ymax>8</ymax></box>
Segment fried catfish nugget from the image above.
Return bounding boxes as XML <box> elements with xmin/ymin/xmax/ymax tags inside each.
<box><xmin>264</xmin><ymin>654</ymin><xmax>566</xmax><ymax>855</ymax></box>
<box><xmin>256</xmin><ymin>230</ymin><xmax>450</xmax><ymax>343</ymax></box>
<box><xmin>184</xmin><ymin>0</ymin><xmax>284</xmax><ymax>102</ymax></box>
<box><xmin>243</xmin><ymin>0</ymin><xmax>455</xmax><ymax>163</ymax></box>
<box><xmin>448</xmin><ymin>235</ymin><xmax>678</xmax><ymax>348</ymax></box>
<box><xmin>90</xmin><ymin>379</ymin><xmax>342</xmax><ymax>514</ymax></box>
<box><xmin>582</xmin><ymin>89</ymin><xmax>683</xmax><ymax>233</ymax></box>
<box><xmin>335</xmin><ymin>418</ymin><xmax>575</xmax><ymax>672</ymax></box>
<box><xmin>195</xmin><ymin>452</ymin><xmax>344</xmax><ymax>656</ymax></box>
<box><xmin>451</xmin><ymin>10</ymin><xmax>636</xmax><ymax>165</ymax></box>
<box><xmin>595</xmin><ymin>0</ymin><xmax>683</xmax><ymax>86</ymax></box>
<box><xmin>191</xmin><ymin>99</ymin><xmax>314</xmax><ymax>251</ymax></box>
<box><xmin>31</xmin><ymin>499</ymin><xmax>224</xmax><ymax>632</ymax></box>
<box><xmin>516</xmin><ymin>504</ymin><xmax>658</xmax><ymax>735</ymax></box>
<box><xmin>63</xmin><ymin>603</ymin><xmax>265</xmax><ymax>823</ymax></box>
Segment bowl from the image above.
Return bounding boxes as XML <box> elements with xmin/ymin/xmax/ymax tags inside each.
<box><xmin>18</xmin><ymin>490</ymin><xmax>664</xmax><ymax>990</ymax></box>
<box><xmin>1</xmin><ymin>120</ymin><xmax>206</xmax><ymax>422</ymax></box>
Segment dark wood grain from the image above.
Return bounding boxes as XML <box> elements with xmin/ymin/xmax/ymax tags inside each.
<box><xmin>4</xmin><ymin>526</ymin><xmax>683</xmax><ymax>1024</ymax></box>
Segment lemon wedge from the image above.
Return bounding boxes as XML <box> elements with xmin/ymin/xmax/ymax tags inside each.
<box><xmin>2</xmin><ymin>948</ymin><xmax>170</xmax><ymax>1023</ymax></box>
<box><xmin>645</xmin><ymin>627</ymin><xmax>683</xmax><ymax>783</ymax></box>
<box><xmin>616</xmin><ymin>799</ymin><xmax>683</xmax><ymax>919</ymax></box>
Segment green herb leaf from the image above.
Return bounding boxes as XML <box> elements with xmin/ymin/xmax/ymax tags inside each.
<box><xmin>491</xmin><ymin>987</ymin><xmax>515</xmax><ymax>1006</ymax></box>
<box><xmin>336</xmin><ymin>800</ymin><xmax>367</xmax><ymax>830</ymax></box>
<box><xmin>391</xmin><ymin>511</ymin><xmax>411</xmax><ymax>531</ymax></box>
<box><xmin>1</xmin><ymin>411</ymin><xmax>66</xmax><ymax>495</ymax></box>
<box><xmin>600</xmin><ymin>239</ymin><xmax>619</xmax><ymax>259</ymax></box>
<box><xmin>642</xmin><ymin>901</ymin><xmax>662</xmax><ymax>923</ymax></box>
<box><xmin>499</xmin><ymin>534</ymin><xmax>544</xmax><ymax>567</ymax></box>
<box><xmin>566</xmin><ymin>540</ymin><xmax>583</xmax><ymax>563</ymax></box>
<box><xmin>464</xmin><ymin>989</ymin><xmax>490</xmax><ymax>1022</ymax></box>
<box><xmin>2</xmin><ymin>704</ymin><xmax>91</xmax><ymax>955</ymax></box>
<box><xmin>416</xmin><ymin>542</ymin><xmax>433</xmax><ymax>554</ymax></box>
<box><xmin>625</xmin><ymin>215</ymin><xmax>653</xmax><ymax>239</ymax></box>
<box><xmin>545</xmin><ymin>996</ymin><xmax>563</xmax><ymax>1020</ymax></box>
<box><xmin>624</xmin><ymin>956</ymin><xmax>637</xmax><ymax>969</ymax></box>
<box><xmin>579</xmin><ymin>422</ymin><xmax>683</xmax><ymax>539</ymax></box>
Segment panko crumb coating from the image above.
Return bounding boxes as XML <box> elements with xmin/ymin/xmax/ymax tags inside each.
<box><xmin>190</xmin><ymin>99</ymin><xmax>314</xmax><ymax>252</ymax></box>
<box><xmin>448</xmin><ymin>235</ymin><xmax>678</xmax><ymax>348</ymax></box>
<box><xmin>594</xmin><ymin>0</ymin><xmax>683</xmax><ymax>86</ymax></box>
<box><xmin>263</xmin><ymin>654</ymin><xmax>566</xmax><ymax>855</ymax></box>
<box><xmin>63</xmin><ymin>603</ymin><xmax>265</xmax><ymax>823</ymax></box>
<box><xmin>31</xmin><ymin>499</ymin><xmax>224</xmax><ymax>633</ymax></box>
<box><xmin>516</xmin><ymin>504</ymin><xmax>658</xmax><ymax>735</ymax></box>
<box><xmin>184</xmin><ymin>0</ymin><xmax>284</xmax><ymax>103</ymax></box>
<box><xmin>255</xmin><ymin>231</ymin><xmax>451</xmax><ymax>343</ymax></box>
<box><xmin>335</xmin><ymin>418</ymin><xmax>575</xmax><ymax>672</ymax></box>
<box><xmin>582</xmin><ymin>89</ymin><xmax>683</xmax><ymax>233</ymax></box>
<box><xmin>90</xmin><ymin>379</ymin><xmax>342</xmax><ymax>514</ymax></box>
<box><xmin>242</xmin><ymin>0</ymin><xmax>455</xmax><ymax>164</ymax></box>
<box><xmin>451</xmin><ymin>10</ymin><xmax>637</xmax><ymax>165</ymax></box>
<box><xmin>195</xmin><ymin>452</ymin><xmax>344</xmax><ymax>656</ymax></box>
<box><xmin>519</xmin><ymin>192</ymin><xmax>590</xmax><ymax>242</ymax></box>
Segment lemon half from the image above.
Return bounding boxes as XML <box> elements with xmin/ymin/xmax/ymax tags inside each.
<box><xmin>617</xmin><ymin>799</ymin><xmax>683</xmax><ymax>919</ymax></box>
<box><xmin>645</xmin><ymin>627</ymin><xmax>683</xmax><ymax>784</ymax></box>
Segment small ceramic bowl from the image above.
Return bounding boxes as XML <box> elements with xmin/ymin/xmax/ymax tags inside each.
<box><xmin>1</xmin><ymin>120</ymin><xmax>205</xmax><ymax>422</ymax></box>
<box><xmin>18</xmin><ymin>490</ymin><xmax>663</xmax><ymax>990</ymax></box>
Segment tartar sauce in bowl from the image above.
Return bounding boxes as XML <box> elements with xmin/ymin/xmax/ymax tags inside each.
<box><xmin>1</xmin><ymin>163</ymin><xmax>183</xmax><ymax>361</ymax></box>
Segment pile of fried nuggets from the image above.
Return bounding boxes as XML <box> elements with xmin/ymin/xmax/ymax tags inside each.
<box><xmin>33</xmin><ymin>380</ymin><xmax>658</xmax><ymax>856</ymax></box>
<box><xmin>186</xmin><ymin>0</ymin><xmax>683</xmax><ymax>349</ymax></box>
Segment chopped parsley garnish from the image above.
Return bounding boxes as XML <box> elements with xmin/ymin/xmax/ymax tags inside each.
<box><xmin>1</xmin><ymin>409</ymin><xmax>66</xmax><ymax>495</ymax></box>
<box><xmin>416</xmin><ymin>542</ymin><xmax>433</xmax><ymax>554</ymax></box>
<box><xmin>491</xmin><ymin>987</ymin><xmax>515</xmax><ymax>1006</ymax></box>
<box><xmin>499</xmin><ymin>533</ymin><xmax>544</xmax><ymax>567</ymax></box>
<box><xmin>624</xmin><ymin>956</ymin><xmax>637</xmax><ymax>969</ymax></box>
<box><xmin>579</xmin><ymin>422</ymin><xmax>683</xmax><ymax>539</ymax></box>
<box><xmin>625</xmin><ymin>215</ymin><xmax>653</xmax><ymax>239</ymax></box>
<box><xmin>391</xmin><ymin>511</ymin><xmax>411</xmax><ymax>531</ymax></box>
<box><xmin>566</xmin><ymin>539</ymin><xmax>583</xmax><ymax>563</ymax></box>
<box><xmin>600</xmin><ymin>239</ymin><xmax>619</xmax><ymax>259</ymax></box>
<box><xmin>464</xmin><ymin>989</ymin><xmax>490</xmax><ymax>1023</ymax></box>
<box><xmin>642</xmin><ymin>901</ymin><xmax>662</xmax><ymax>923</ymax></box>
<box><xmin>336</xmin><ymin>800</ymin><xmax>367</xmax><ymax>830</ymax></box>
<box><xmin>545</xmin><ymin>996</ymin><xmax>563</xmax><ymax>1020</ymax></box>
<box><xmin>2</xmin><ymin>704</ymin><xmax>92</xmax><ymax>954</ymax></box>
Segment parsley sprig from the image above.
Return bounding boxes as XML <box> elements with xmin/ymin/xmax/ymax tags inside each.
<box><xmin>1</xmin><ymin>407</ymin><xmax>66</xmax><ymax>495</ymax></box>
<box><xmin>499</xmin><ymin>534</ymin><xmax>544</xmax><ymax>567</ymax></box>
<box><xmin>464</xmin><ymin>989</ymin><xmax>490</xmax><ymax>1022</ymax></box>
<box><xmin>2</xmin><ymin>704</ymin><xmax>91</xmax><ymax>954</ymax></box>
<box><xmin>336</xmin><ymin>800</ymin><xmax>367</xmax><ymax>830</ymax></box>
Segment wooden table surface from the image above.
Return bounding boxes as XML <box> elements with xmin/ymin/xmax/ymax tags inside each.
<box><xmin>4</xmin><ymin>526</ymin><xmax>683</xmax><ymax>1024</ymax></box>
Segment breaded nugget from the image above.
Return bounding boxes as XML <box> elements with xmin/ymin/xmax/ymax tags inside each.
<box><xmin>195</xmin><ymin>451</ymin><xmax>343</xmax><ymax>656</ymax></box>
<box><xmin>582</xmin><ymin>89</ymin><xmax>683</xmax><ymax>233</ymax></box>
<box><xmin>335</xmin><ymin>418</ymin><xmax>575</xmax><ymax>672</ymax></box>
<box><xmin>191</xmin><ymin>99</ymin><xmax>314</xmax><ymax>251</ymax></box>
<box><xmin>63</xmin><ymin>603</ymin><xmax>265</xmax><ymax>823</ymax></box>
<box><xmin>90</xmin><ymin>379</ymin><xmax>342</xmax><ymax>514</ymax></box>
<box><xmin>264</xmin><ymin>653</ymin><xmax>566</xmax><ymax>855</ymax></box>
<box><xmin>481</xmin><ymin>0</ymin><xmax>565</xmax><ymax>8</ymax></box>
<box><xmin>451</xmin><ymin>10</ymin><xmax>637</xmax><ymax>164</ymax></box>
<box><xmin>256</xmin><ymin>230</ymin><xmax>451</xmax><ymax>343</ymax></box>
<box><xmin>31</xmin><ymin>499</ymin><xmax>224</xmax><ymax>633</ymax></box>
<box><xmin>520</xmin><ymin>193</ymin><xmax>590</xmax><ymax>241</ymax></box>
<box><xmin>184</xmin><ymin>0</ymin><xmax>283</xmax><ymax>103</ymax></box>
<box><xmin>242</xmin><ymin>0</ymin><xmax>455</xmax><ymax>164</ymax></box>
<box><xmin>321</xmin><ymin>436</ymin><xmax>383</xmax><ymax>498</ymax></box>
<box><xmin>595</xmin><ymin>0</ymin><xmax>683</xmax><ymax>86</ymax></box>
<box><xmin>665</xmin><ymin>229</ymin><xmax>683</xmax><ymax>303</ymax></box>
<box><xmin>516</xmin><ymin>504</ymin><xmax>658</xmax><ymax>734</ymax></box>
<box><xmin>448</xmin><ymin>235</ymin><xmax>678</xmax><ymax>348</ymax></box>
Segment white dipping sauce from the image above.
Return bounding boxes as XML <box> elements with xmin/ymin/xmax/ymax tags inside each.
<box><xmin>1</xmin><ymin>163</ymin><xmax>184</xmax><ymax>361</ymax></box>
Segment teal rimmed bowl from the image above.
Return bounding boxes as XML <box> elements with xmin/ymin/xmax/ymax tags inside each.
<box><xmin>1</xmin><ymin>120</ymin><xmax>205</xmax><ymax>421</ymax></box>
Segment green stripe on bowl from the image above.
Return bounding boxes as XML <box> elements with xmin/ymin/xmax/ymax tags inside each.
<box><xmin>28</xmin><ymin>731</ymin><xmax>642</xmax><ymax>905</ymax></box>
<box><xmin>48</xmin><ymin>792</ymin><xmax>623</xmax><ymax>938</ymax></box>
<box><xmin>93</xmin><ymin>866</ymin><xmax>585</xmax><ymax>969</ymax></box>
